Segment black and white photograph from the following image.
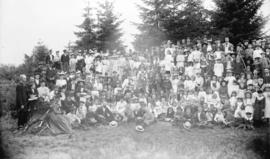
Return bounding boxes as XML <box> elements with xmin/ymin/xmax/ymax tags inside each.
<box><xmin>1</xmin><ymin>0</ymin><xmax>270</xmax><ymax>158</ymax></box>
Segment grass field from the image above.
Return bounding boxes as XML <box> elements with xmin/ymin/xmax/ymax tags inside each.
<box><xmin>1</xmin><ymin>117</ymin><xmax>270</xmax><ymax>159</ymax></box>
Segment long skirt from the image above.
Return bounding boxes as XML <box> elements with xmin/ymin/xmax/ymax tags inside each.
<box><xmin>45</xmin><ymin>112</ymin><xmax>72</xmax><ymax>134</ymax></box>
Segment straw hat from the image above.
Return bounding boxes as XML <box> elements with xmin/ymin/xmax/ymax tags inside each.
<box><xmin>135</xmin><ymin>125</ymin><xmax>145</xmax><ymax>132</ymax></box>
<box><xmin>109</xmin><ymin>121</ymin><xmax>118</xmax><ymax>127</ymax></box>
<box><xmin>183</xmin><ymin>121</ymin><xmax>192</xmax><ymax>130</ymax></box>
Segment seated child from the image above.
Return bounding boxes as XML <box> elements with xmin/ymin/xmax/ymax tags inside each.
<box><xmin>165</xmin><ymin>107</ymin><xmax>175</xmax><ymax>122</ymax></box>
<box><xmin>194</xmin><ymin>106</ymin><xmax>208</xmax><ymax>126</ymax></box>
<box><xmin>214</xmin><ymin>108</ymin><xmax>226</xmax><ymax>125</ymax></box>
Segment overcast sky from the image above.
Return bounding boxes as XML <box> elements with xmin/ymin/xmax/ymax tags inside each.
<box><xmin>0</xmin><ymin>0</ymin><xmax>270</xmax><ymax>66</ymax></box>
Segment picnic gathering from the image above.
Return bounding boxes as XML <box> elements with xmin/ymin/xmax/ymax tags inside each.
<box><xmin>14</xmin><ymin>36</ymin><xmax>270</xmax><ymax>135</ymax></box>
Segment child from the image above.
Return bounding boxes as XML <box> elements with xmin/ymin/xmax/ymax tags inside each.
<box><xmin>165</xmin><ymin>107</ymin><xmax>175</xmax><ymax>122</ymax></box>
<box><xmin>219</xmin><ymin>80</ymin><xmax>228</xmax><ymax>101</ymax></box>
<box><xmin>244</xmin><ymin>91</ymin><xmax>253</xmax><ymax>106</ymax></box>
<box><xmin>194</xmin><ymin>106</ymin><xmax>208</xmax><ymax>127</ymax></box>
<box><xmin>229</xmin><ymin>91</ymin><xmax>238</xmax><ymax>110</ymax></box>
<box><xmin>214</xmin><ymin>108</ymin><xmax>226</xmax><ymax>125</ymax></box>
<box><xmin>214</xmin><ymin>59</ymin><xmax>224</xmax><ymax>77</ymax></box>
<box><xmin>76</xmin><ymin>99</ymin><xmax>87</xmax><ymax>120</ymax></box>
<box><xmin>183</xmin><ymin>106</ymin><xmax>194</xmax><ymax>129</ymax></box>
<box><xmin>234</xmin><ymin>97</ymin><xmax>246</xmax><ymax>119</ymax></box>
<box><xmin>210</xmin><ymin>75</ymin><xmax>220</xmax><ymax>92</ymax></box>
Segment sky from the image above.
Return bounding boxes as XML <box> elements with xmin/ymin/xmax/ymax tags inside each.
<box><xmin>0</xmin><ymin>0</ymin><xmax>270</xmax><ymax>66</ymax></box>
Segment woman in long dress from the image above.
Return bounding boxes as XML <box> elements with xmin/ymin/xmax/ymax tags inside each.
<box><xmin>263</xmin><ymin>85</ymin><xmax>270</xmax><ymax>124</ymax></box>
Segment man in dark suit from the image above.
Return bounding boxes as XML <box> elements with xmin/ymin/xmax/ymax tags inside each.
<box><xmin>16</xmin><ymin>74</ymin><xmax>29</xmax><ymax>129</ymax></box>
<box><xmin>61</xmin><ymin>49</ymin><xmax>70</xmax><ymax>72</ymax></box>
<box><xmin>46</xmin><ymin>49</ymin><xmax>54</xmax><ymax>65</ymax></box>
<box><xmin>95</xmin><ymin>103</ymin><xmax>114</xmax><ymax>124</ymax></box>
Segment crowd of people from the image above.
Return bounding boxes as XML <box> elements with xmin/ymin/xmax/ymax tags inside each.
<box><xmin>15</xmin><ymin>36</ymin><xmax>270</xmax><ymax>134</ymax></box>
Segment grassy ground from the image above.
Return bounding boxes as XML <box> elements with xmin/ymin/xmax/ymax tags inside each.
<box><xmin>1</xmin><ymin>118</ymin><xmax>270</xmax><ymax>159</ymax></box>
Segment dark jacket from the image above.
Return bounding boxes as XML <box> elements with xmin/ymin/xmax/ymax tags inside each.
<box><xmin>61</xmin><ymin>54</ymin><xmax>70</xmax><ymax>63</ymax></box>
<box><xmin>16</xmin><ymin>83</ymin><xmax>28</xmax><ymax>110</ymax></box>
<box><xmin>46</xmin><ymin>54</ymin><xmax>54</xmax><ymax>64</ymax></box>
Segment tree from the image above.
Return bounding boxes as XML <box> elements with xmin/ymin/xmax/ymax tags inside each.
<box><xmin>163</xmin><ymin>0</ymin><xmax>212</xmax><ymax>42</ymax></box>
<box><xmin>74</xmin><ymin>5</ymin><xmax>97</xmax><ymax>51</ymax></box>
<box><xmin>134</xmin><ymin>0</ymin><xmax>170</xmax><ymax>50</ymax></box>
<box><xmin>212</xmin><ymin>0</ymin><xmax>265</xmax><ymax>44</ymax></box>
<box><xmin>96</xmin><ymin>0</ymin><xmax>123</xmax><ymax>52</ymax></box>
<box><xmin>134</xmin><ymin>0</ymin><xmax>211</xmax><ymax>50</ymax></box>
<box><xmin>17</xmin><ymin>42</ymin><xmax>49</xmax><ymax>76</ymax></box>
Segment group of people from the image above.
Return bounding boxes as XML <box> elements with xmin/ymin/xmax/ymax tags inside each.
<box><xmin>15</xmin><ymin>36</ymin><xmax>270</xmax><ymax>134</ymax></box>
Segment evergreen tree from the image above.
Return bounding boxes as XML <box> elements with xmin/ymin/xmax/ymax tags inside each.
<box><xmin>32</xmin><ymin>41</ymin><xmax>49</xmax><ymax>63</ymax></box>
<box><xmin>163</xmin><ymin>0</ymin><xmax>211</xmax><ymax>42</ymax></box>
<box><xmin>74</xmin><ymin>5</ymin><xmax>97</xmax><ymax>51</ymax></box>
<box><xmin>134</xmin><ymin>0</ymin><xmax>211</xmax><ymax>50</ymax></box>
<box><xmin>96</xmin><ymin>0</ymin><xmax>123</xmax><ymax>52</ymax></box>
<box><xmin>212</xmin><ymin>0</ymin><xmax>265</xmax><ymax>44</ymax></box>
<box><xmin>134</xmin><ymin>0</ymin><xmax>170</xmax><ymax>50</ymax></box>
<box><xmin>17</xmin><ymin>42</ymin><xmax>49</xmax><ymax>75</ymax></box>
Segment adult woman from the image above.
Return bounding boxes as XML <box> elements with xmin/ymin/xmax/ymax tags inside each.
<box><xmin>263</xmin><ymin>84</ymin><xmax>270</xmax><ymax>124</ymax></box>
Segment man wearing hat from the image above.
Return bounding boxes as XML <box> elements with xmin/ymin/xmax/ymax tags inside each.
<box><xmin>54</xmin><ymin>51</ymin><xmax>61</xmax><ymax>70</ymax></box>
<box><xmin>46</xmin><ymin>49</ymin><xmax>54</xmax><ymax>65</ymax></box>
<box><xmin>61</xmin><ymin>49</ymin><xmax>70</xmax><ymax>73</ymax></box>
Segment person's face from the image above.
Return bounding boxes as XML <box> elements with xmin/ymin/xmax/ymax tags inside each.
<box><xmin>221</xmin><ymin>82</ymin><xmax>226</xmax><ymax>86</ymax></box>
<box><xmin>41</xmin><ymin>82</ymin><xmax>45</xmax><ymax>87</ymax></box>
<box><xmin>29</xmin><ymin>77</ymin><xmax>35</xmax><ymax>82</ymax></box>
<box><xmin>225</xmin><ymin>38</ymin><xmax>229</xmax><ymax>43</ymax></box>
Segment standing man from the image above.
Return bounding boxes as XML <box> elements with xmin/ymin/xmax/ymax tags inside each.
<box><xmin>46</xmin><ymin>49</ymin><xmax>54</xmax><ymax>65</ymax></box>
<box><xmin>54</xmin><ymin>51</ymin><xmax>61</xmax><ymax>70</ymax></box>
<box><xmin>16</xmin><ymin>74</ymin><xmax>29</xmax><ymax>129</ymax></box>
<box><xmin>223</xmin><ymin>37</ymin><xmax>234</xmax><ymax>55</ymax></box>
<box><xmin>61</xmin><ymin>49</ymin><xmax>70</xmax><ymax>73</ymax></box>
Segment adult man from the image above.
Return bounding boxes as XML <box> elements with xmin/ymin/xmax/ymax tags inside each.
<box><xmin>46</xmin><ymin>49</ymin><xmax>54</xmax><ymax>65</ymax></box>
<box><xmin>16</xmin><ymin>74</ymin><xmax>29</xmax><ymax>129</ymax></box>
<box><xmin>61</xmin><ymin>50</ymin><xmax>70</xmax><ymax>72</ymax></box>
<box><xmin>54</xmin><ymin>51</ymin><xmax>61</xmax><ymax>70</ymax></box>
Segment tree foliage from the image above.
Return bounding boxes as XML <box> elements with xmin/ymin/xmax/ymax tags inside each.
<box><xmin>134</xmin><ymin>0</ymin><xmax>170</xmax><ymax>50</ymax></box>
<box><xmin>164</xmin><ymin>0</ymin><xmax>212</xmax><ymax>41</ymax></box>
<box><xmin>134</xmin><ymin>0</ymin><xmax>211</xmax><ymax>50</ymax></box>
<box><xmin>18</xmin><ymin>42</ymin><xmax>49</xmax><ymax>76</ymax></box>
<box><xmin>74</xmin><ymin>6</ymin><xmax>97</xmax><ymax>51</ymax></box>
<box><xmin>96</xmin><ymin>0</ymin><xmax>123</xmax><ymax>51</ymax></box>
<box><xmin>212</xmin><ymin>0</ymin><xmax>265</xmax><ymax>44</ymax></box>
<box><xmin>74</xmin><ymin>1</ymin><xmax>123</xmax><ymax>52</ymax></box>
